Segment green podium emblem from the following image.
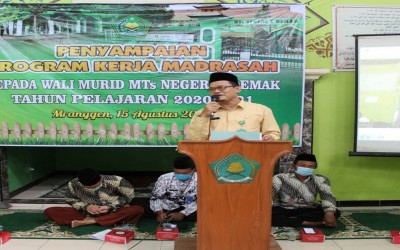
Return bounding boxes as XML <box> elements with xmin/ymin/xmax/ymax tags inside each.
<box><xmin>209</xmin><ymin>153</ymin><xmax>260</xmax><ymax>183</ymax></box>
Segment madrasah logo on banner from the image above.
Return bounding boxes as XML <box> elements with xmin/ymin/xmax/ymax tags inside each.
<box><xmin>113</xmin><ymin>16</ymin><xmax>151</xmax><ymax>37</ymax></box>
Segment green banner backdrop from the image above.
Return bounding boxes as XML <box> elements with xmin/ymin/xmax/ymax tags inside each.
<box><xmin>0</xmin><ymin>3</ymin><xmax>305</xmax><ymax>146</ymax></box>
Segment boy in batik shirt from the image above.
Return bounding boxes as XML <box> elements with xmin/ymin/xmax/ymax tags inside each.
<box><xmin>272</xmin><ymin>153</ymin><xmax>341</xmax><ymax>227</ymax></box>
<box><xmin>44</xmin><ymin>168</ymin><xmax>144</xmax><ymax>228</ymax></box>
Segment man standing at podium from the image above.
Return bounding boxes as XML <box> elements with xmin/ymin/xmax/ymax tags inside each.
<box><xmin>272</xmin><ymin>153</ymin><xmax>340</xmax><ymax>227</ymax></box>
<box><xmin>188</xmin><ymin>72</ymin><xmax>281</xmax><ymax>141</ymax></box>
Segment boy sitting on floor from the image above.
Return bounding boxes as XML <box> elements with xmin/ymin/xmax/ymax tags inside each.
<box><xmin>44</xmin><ymin>168</ymin><xmax>144</xmax><ymax>228</ymax></box>
<box><xmin>272</xmin><ymin>153</ymin><xmax>341</xmax><ymax>228</ymax></box>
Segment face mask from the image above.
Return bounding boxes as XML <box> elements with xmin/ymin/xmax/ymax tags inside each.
<box><xmin>295</xmin><ymin>166</ymin><xmax>315</xmax><ymax>176</ymax></box>
<box><xmin>175</xmin><ymin>173</ymin><xmax>192</xmax><ymax>181</ymax></box>
<box><xmin>88</xmin><ymin>184</ymin><xmax>102</xmax><ymax>191</ymax></box>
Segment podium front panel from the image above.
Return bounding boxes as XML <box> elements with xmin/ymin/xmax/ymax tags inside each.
<box><xmin>178</xmin><ymin>138</ymin><xmax>292</xmax><ymax>250</ymax></box>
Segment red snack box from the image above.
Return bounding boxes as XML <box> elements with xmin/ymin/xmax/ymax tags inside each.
<box><xmin>391</xmin><ymin>230</ymin><xmax>400</xmax><ymax>244</ymax></box>
<box><xmin>0</xmin><ymin>232</ymin><xmax>11</xmax><ymax>244</ymax></box>
<box><xmin>156</xmin><ymin>227</ymin><xmax>179</xmax><ymax>240</ymax></box>
<box><xmin>300</xmin><ymin>229</ymin><xmax>325</xmax><ymax>242</ymax></box>
<box><xmin>105</xmin><ymin>229</ymin><xmax>134</xmax><ymax>244</ymax></box>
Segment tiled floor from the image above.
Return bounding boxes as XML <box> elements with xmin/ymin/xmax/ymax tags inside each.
<box><xmin>11</xmin><ymin>174</ymin><xmax>74</xmax><ymax>200</ymax></box>
<box><xmin>1</xmin><ymin>235</ymin><xmax>399</xmax><ymax>250</ymax></box>
<box><xmin>0</xmin><ymin>239</ymin><xmax>174</xmax><ymax>250</ymax></box>
<box><xmin>3</xmin><ymin>204</ymin><xmax>400</xmax><ymax>250</ymax></box>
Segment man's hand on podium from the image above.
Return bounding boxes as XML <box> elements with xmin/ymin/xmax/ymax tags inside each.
<box><xmin>262</xmin><ymin>134</ymin><xmax>276</xmax><ymax>141</ymax></box>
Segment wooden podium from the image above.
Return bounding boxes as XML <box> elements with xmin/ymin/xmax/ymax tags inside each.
<box><xmin>177</xmin><ymin>137</ymin><xmax>292</xmax><ymax>250</ymax></box>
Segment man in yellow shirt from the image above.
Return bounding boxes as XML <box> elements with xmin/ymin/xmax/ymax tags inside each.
<box><xmin>188</xmin><ymin>72</ymin><xmax>281</xmax><ymax>140</ymax></box>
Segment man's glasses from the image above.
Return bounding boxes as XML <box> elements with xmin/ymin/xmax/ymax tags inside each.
<box><xmin>208</xmin><ymin>85</ymin><xmax>234</xmax><ymax>92</ymax></box>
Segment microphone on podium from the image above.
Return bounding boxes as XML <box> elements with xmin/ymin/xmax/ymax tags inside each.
<box><xmin>210</xmin><ymin>95</ymin><xmax>220</xmax><ymax>120</ymax></box>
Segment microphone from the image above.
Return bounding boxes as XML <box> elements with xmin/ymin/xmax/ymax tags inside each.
<box><xmin>210</xmin><ymin>95</ymin><xmax>220</xmax><ymax>120</ymax></box>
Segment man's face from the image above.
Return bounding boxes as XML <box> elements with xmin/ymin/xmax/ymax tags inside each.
<box><xmin>173</xmin><ymin>168</ymin><xmax>194</xmax><ymax>175</ymax></box>
<box><xmin>294</xmin><ymin>160</ymin><xmax>317</xmax><ymax>170</ymax></box>
<box><xmin>173</xmin><ymin>168</ymin><xmax>195</xmax><ymax>181</ymax></box>
<box><xmin>208</xmin><ymin>80</ymin><xmax>240</xmax><ymax>102</ymax></box>
<box><xmin>84</xmin><ymin>180</ymin><xmax>102</xmax><ymax>190</ymax></box>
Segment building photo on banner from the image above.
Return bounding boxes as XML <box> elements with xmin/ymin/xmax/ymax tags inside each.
<box><xmin>0</xmin><ymin>3</ymin><xmax>305</xmax><ymax>147</ymax></box>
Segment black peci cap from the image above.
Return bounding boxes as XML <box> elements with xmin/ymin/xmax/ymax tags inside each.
<box><xmin>174</xmin><ymin>156</ymin><xmax>195</xmax><ymax>169</ymax></box>
<box><xmin>78</xmin><ymin>168</ymin><xmax>101</xmax><ymax>186</ymax></box>
<box><xmin>293</xmin><ymin>153</ymin><xmax>317</xmax><ymax>165</ymax></box>
<box><xmin>209</xmin><ymin>72</ymin><xmax>239</xmax><ymax>86</ymax></box>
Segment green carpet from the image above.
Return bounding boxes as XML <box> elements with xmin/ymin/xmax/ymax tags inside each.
<box><xmin>0</xmin><ymin>209</ymin><xmax>196</xmax><ymax>240</ymax></box>
<box><xmin>1</xmin><ymin>208</ymin><xmax>399</xmax><ymax>240</ymax></box>
<box><xmin>272</xmin><ymin>208</ymin><xmax>400</xmax><ymax>240</ymax></box>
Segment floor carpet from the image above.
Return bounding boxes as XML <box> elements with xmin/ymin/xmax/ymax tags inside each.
<box><xmin>272</xmin><ymin>208</ymin><xmax>400</xmax><ymax>240</ymax></box>
<box><xmin>1</xmin><ymin>208</ymin><xmax>400</xmax><ymax>240</ymax></box>
<box><xmin>0</xmin><ymin>209</ymin><xmax>196</xmax><ymax>240</ymax></box>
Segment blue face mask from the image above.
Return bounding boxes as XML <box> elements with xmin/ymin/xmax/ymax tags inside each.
<box><xmin>175</xmin><ymin>173</ymin><xmax>192</xmax><ymax>181</ymax></box>
<box><xmin>295</xmin><ymin>166</ymin><xmax>315</xmax><ymax>176</ymax></box>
